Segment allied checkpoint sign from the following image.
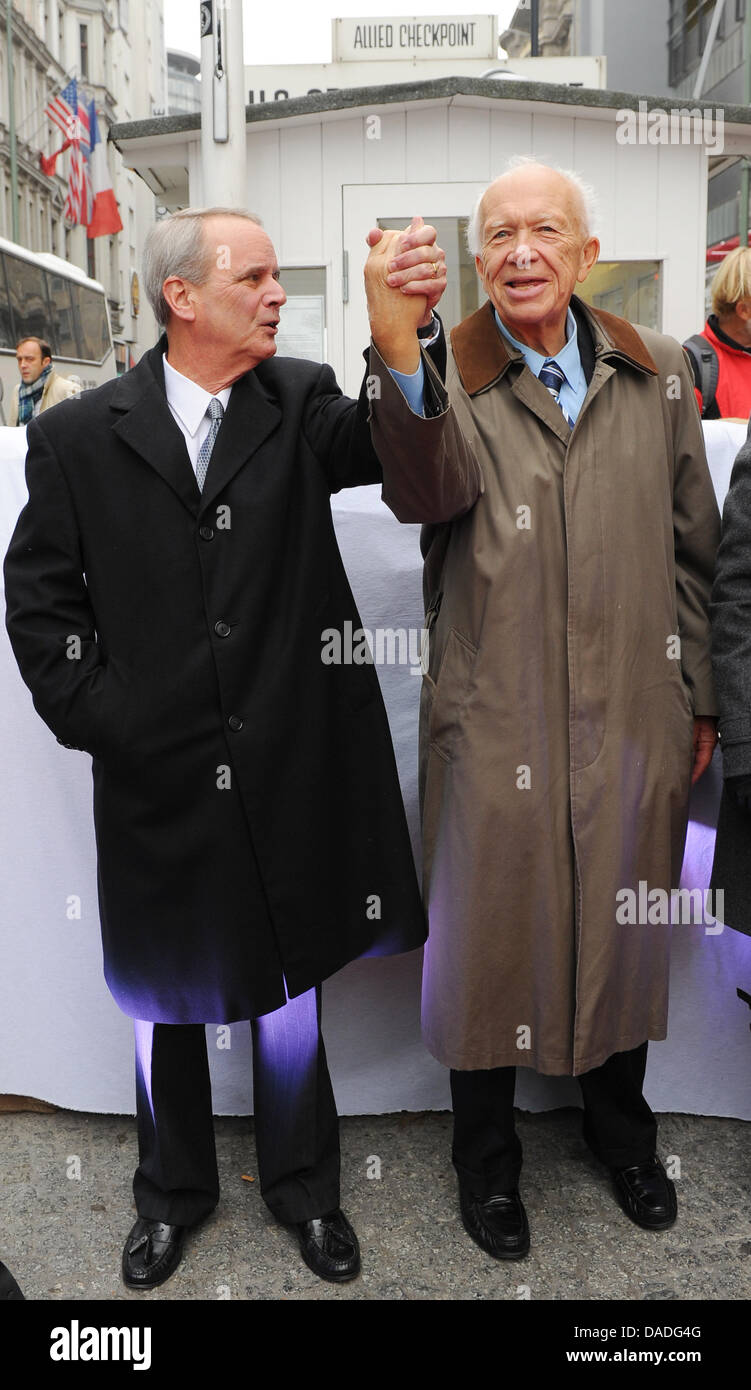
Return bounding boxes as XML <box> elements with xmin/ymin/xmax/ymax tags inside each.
<box><xmin>332</xmin><ymin>13</ymin><xmax>497</xmax><ymax>61</ymax></box>
<box><xmin>244</xmin><ymin>14</ymin><xmax>605</xmax><ymax>103</ymax></box>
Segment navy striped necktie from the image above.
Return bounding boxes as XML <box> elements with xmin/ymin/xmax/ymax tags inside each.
<box><xmin>538</xmin><ymin>359</ymin><xmax>574</xmax><ymax>429</ymax></box>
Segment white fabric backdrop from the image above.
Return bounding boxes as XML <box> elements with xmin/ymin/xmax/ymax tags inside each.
<box><xmin>0</xmin><ymin>420</ymin><xmax>749</xmax><ymax>1118</ymax></box>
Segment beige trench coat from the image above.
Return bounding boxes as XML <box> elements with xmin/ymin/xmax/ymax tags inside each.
<box><xmin>372</xmin><ymin>297</ymin><xmax>719</xmax><ymax>1075</ymax></box>
<box><xmin>9</xmin><ymin>368</ymin><xmax>81</xmax><ymax>425</ymax></box>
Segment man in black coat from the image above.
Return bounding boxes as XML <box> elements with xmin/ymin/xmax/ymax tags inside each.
<box><xmin>709</xmin><ymin>418</ymin><xmax>751</xmax><ymax>1034</ymax></box>
<box><xmin>3</xmin><ymin>207</ymin><xmax>475</xmax><ymax>1289</ymax></box>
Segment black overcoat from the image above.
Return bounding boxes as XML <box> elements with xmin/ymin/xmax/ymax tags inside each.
<box><xmin>710</xmin><ymin>419</ymin><xmax>751</xmax><ymax>938</ymax></box>
<box><xmin>4</xmin><ymin>339</ymin><xmax>430</xmax><ymax>1022</ymax></box>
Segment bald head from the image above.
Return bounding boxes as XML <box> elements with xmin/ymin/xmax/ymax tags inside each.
<box><xmin>471</xmin><ymin>161</ymin><xmax>600</xmax><ymax>358</ymax></box>
<box><xmin>469</xmin><ymin>163</ymin><xmax>595</xmax><ymax>257</ymax></box>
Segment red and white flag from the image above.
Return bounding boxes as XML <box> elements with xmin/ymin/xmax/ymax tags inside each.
<box><xmin>39</xmin><ymin>139</ymin><xmax>71</xmax><ymax>178</ymax></box>
<box><xmin>87</xmin><ymin>104</ymin><xmax>123</xmax><ymax>239</ymax></box>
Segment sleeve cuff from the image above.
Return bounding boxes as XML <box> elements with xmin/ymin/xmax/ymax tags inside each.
<box><xmin>387</xmin><ymin>361</ymin><xmax>425</xmax><ymax>417</ymax></box>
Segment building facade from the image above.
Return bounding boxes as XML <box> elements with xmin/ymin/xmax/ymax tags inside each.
<box><xmin>504</xmin><ymin>1</ymin><xmax>744</xmax><ymax>257</ymax></box>
<box><xmin>0</xmin><ymin>0</ymin><xmax>166</xmax><ymax>368</ymax></box>
<box><xmin>167</xmin><ymin>49</ymin><xmax>200</xmax><ymax>116</ymax></box>
<box><xmin>501</xmin><ymin>0</ymin><xmax>574</xmax><ymax>58</ymax></box>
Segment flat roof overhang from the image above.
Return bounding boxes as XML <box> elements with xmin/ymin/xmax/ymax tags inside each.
<box><xmin>111</xmin><ymin>75</ymin><xmax>751</xmax><ymax>208</ymax></box>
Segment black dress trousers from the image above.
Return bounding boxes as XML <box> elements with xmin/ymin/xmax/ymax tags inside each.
<box><xmin>133</xmin><ymin>985</ymin><xmax>340</xmax><ymax>1226</ymax></box>
<box><xmin>450</xmin><ymin>1043</ymin><xmax>657</xmax><ymax>1196</ymax></box>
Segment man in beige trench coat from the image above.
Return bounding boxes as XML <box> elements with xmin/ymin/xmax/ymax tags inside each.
<box><xmin>367</xmin><ymin>160</ymin><xmax>720</xmax><ymax>1260</ymax></box>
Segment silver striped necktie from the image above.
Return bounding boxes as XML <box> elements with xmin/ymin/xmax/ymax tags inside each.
<box><xmin>196</xmin><ymin>397</ymin><xmax>224</xmax><ymax>492</ymax></box>
<box><xmin>538</xmin><ymin>359</ymin><xmax>575</xmax><ymax>429</ymax></box>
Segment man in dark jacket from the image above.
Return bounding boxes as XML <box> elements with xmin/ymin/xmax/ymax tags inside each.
<box><xmin>709</xmin><ymin>418</ymin><xmax>751</xmax><ymax>1031</ymax></box>
<box><xmin>3</xmin><ymin>207</ymin><xmax>473</xmax><ymax>1289</ymax></box>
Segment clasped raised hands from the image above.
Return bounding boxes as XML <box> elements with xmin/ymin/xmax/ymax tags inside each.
<box><xmin>364</xmin><ymin>216</ymin><xmax>446</xmax><ymax>371</ymax></box>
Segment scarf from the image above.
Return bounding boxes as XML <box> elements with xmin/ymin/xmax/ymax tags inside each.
<box><xmin>17</xmin><ymin>363</ymin><xmax>52</xmax><ymax>425</ymax></box>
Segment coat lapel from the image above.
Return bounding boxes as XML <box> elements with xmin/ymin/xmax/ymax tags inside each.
<box><xmin>451</xmin><ymin>296</ymin><xmax>659</xmax><ymax>396</ymax></box>
<box><xmin>199</xmin><ymin>369</ymin><xmax>281</xmax><ymax>514</ymax></box>
<box><xmin>109</xmin><ymin>340</ymin><xmax>282</xmax><ymax>517</ymax></box>
<box><xmin>110</xmin><ymin>340</ymin><xmax>200</xmax><ymax>516</ymax></box>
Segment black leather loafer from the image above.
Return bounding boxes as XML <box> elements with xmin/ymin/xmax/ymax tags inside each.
<box><xmin>0</xmin><ymin>1260</ymin><xmax>25</xmax><ymax>1300</ymax></box>
<box><xmin>122</xmin><ymin>1217</ymin><xmax>186</xmax><ymax>1289</ymax></box>
<box><xmin>459</xmin><ymin>1185</ymin><xmax>530</xmax><ymax>1259</ymax></box>
<box><xmin>611</xmin><ymin>1156</ymin><xmax>677</xmax><ymax>1231</ymax></box>
<box><xmin>294</xmin><ymin>1209</ymin><xmax>361</xmax><ymax>1283</ymax></box>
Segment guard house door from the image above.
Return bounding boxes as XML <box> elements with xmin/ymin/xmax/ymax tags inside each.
<box><xmin>341</xmin><ymin>182</ymin><xmax>486</xmax><ymax>398</ymax></box>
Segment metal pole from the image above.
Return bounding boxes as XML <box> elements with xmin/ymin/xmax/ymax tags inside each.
<box><xmin>6</xmin><ymin>0</ymin><xmax>19</xmax><ymax>243</ymax></box>
<box><xmin>741</xmin><ymin>0</ymin><xmax>751</xmax><ymax>248</ymax></box>
<box><xmin>200</xmin><ymin>0</ymin><xmax>247</xmax><ymax>207</ymax></box>
<box><xmin>530</xmin><ymin>0</ymin><xmax>540</xmax><ymax>57</ymax></box>
<box><xmin>693</xmin><ymin>0</ymin><xmax>726</xmax><ymax>99</ymax></box>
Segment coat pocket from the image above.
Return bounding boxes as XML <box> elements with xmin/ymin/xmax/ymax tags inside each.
<box><xmin>425</xmin><ymin>626</ymin><xmax>478</xmax><ymax>763</ymax></box>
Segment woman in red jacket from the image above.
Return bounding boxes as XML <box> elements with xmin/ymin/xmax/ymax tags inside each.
<box><xmin>686</xmin><ymin>245</ymin><xmax>751</xmax><ymax>421</ymax></box>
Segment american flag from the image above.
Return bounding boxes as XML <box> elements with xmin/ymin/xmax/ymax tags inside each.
<box><xmin>62</xmin><ymin>102</ymin><xmax>93</xmax><ymax>228</ymax></box>
<box><xmin>45</xmin><ymin>79</ymin><xmax>79</xmax><ymax>142</ymax></box>
<box><xmin>64</xmin><ymin>138</ymin><xmax>92</xmax><ymax>227</ymax></box>
<box><xmin>76</xmin><ymin>100</ymin><xmax>91</xmax><ymax>155</ymax></box>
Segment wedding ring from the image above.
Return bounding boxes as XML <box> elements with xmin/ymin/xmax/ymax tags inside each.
<box><xmin>431</xmin><ymin>262</ymin><xmax>440</xmax><ymax>278</ymax></box>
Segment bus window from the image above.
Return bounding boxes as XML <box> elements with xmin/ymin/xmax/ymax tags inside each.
<box><xmin>0</xmin><ymin>256</ymin><xmax>13</xmax><ymax>348</ymax></box>
<box><xmin>72</xmin><ymin>283</ymin><xmax>110</xmax><ymax>363</ymax></box>
<box><xmin>45</xmin><ymin>272</ymin><xmax>80</xmax><ymax>358</ymax></box>
<box><xmin>5</xmin><ymin>253</ymin><xmax>53</xmax><ymax>345</ymax></box>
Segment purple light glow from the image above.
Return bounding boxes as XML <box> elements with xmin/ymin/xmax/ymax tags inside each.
<box><xmin>134</xmin><ymin>1018</ymin><xmax>156</xmax><ymax>1126</ymax></box>
<box><xmin>254</xmin><ymin>982</ymin><xmax>319</xmax><ymax>1098</ymax></box>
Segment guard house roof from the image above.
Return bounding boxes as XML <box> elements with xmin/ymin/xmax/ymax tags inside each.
<box><xmin>111</xmin><ymin>75</ymin><xmax>751</xmax><ymax>208</ymax></box>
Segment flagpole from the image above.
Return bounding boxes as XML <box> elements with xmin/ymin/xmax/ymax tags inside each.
<box><xmin>6</xmin><ymin>0</ymin><xmax>19</xmax><ymax>242</ymax></box>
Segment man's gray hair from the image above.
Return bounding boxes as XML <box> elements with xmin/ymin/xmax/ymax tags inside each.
<box><xmin>466</xmin><ymin>158</ymin><xmax>600</xmax><ymax>258</ymax></box>
<box><xmin>142</xmin><ymin>207</ymin><xmax>263</xmax><ymax>328</ymax></box>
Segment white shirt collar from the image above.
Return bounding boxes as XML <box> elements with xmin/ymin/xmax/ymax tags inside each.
<box><xmin>163</xmin><ymin>354</ymin><xmax>233</xmax><ymax>437</ymax></box>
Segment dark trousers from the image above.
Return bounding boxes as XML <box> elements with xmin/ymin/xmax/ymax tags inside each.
<box><xmin>133</xmin><ymin>985</ymin><xmax>340</xmax><ymax>1227</ymax></box>
<box><xmin>450</xmin><ymin>1043</ymin><xmax>657</xmax><ymax>1197</ymax></box>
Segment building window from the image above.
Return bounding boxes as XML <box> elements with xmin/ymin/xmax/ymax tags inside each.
<box><xmin>80</xmin><ymin>23</ymin><xmax>89</xmax><ymax>80</ymax></box>
<box><xmin>669</xmin><ymin>0</ymin><xmax>724</xmax><ymax>86</ymax></box>
<box><xmin>737</xmin><ymin>2</ymin><xmax>746</xmax><ymax>22</ymax></box>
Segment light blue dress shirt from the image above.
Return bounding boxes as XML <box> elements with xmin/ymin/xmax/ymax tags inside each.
<box><xmin>495</xmin><ymin>307</ymin><xmax>587</xmax><ymax>425</ymax></box>
<box><xmin>389</xmin><ymin>360</ymin><xmax>425</xmax><ymax>415</ymax></box>
<box><xmin>385</xmin><ymin>313</ymin><xmax>442</xmax><ymax>416</ymax></box>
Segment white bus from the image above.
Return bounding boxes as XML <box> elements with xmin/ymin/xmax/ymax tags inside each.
<box><xmin>0</xmin><ymin>236</ymin><xmax>115</xmax><ymax>422</ymax></box>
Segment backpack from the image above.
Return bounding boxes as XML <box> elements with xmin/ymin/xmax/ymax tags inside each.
<box><xmin>683</xmin><ymin>334</ymin><xmax>719</xmax><ymax>417</ymax></box>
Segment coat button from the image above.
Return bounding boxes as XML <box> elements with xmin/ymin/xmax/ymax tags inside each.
<box><xmin>199</xmin><ymin>525</ymin><xmax>214</xmax><ymax>540</ymax></box>
<box><xmin>214</xmin><ymin>620</ymin><xmax>231</xmax><ymax>637</ymax></box>
<box><xmin>228</xmin><ymin>715</ymin><xmax>243</xmax><ymax>732</ymax></box>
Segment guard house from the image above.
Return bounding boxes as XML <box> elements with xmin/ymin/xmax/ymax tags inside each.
<box><xmin>112</xmin><ymin>77</ymin><xmax>751</xmax><ymax>394</ymax></box>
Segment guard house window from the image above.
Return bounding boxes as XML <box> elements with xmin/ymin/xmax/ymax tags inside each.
<box><xmin>274</xmin><ymin>268</ymin><xmax>326</xmax><ymax>363</ymax></box>
<box><xmin>80</xmin><ymin>24</ymin><xmax>89</xmax><ymax>80</ymax></box>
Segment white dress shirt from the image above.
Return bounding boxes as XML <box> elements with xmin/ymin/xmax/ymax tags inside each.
<box><xmin>162</xmin><ymin>355</ymin><xmax>233</xmax><ymax>478</ymax></box>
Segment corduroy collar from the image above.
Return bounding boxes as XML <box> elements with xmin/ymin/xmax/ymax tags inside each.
<box><xmin>450</xmin><ymin>295</ymin><xmax>659</xmax><ymax>396</ymax></box>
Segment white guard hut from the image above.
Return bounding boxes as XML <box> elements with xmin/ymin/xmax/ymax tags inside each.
<box><xmin>112</xmin><ymin>77</ymin><xmax>751</xmax><ymax>391</ymax></box>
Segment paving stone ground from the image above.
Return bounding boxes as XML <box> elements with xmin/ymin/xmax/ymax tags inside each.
<box><xmin>1</xmin><ymin>1108</ymin><xmax>749</xmax><ymax>1301</ymax></box>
